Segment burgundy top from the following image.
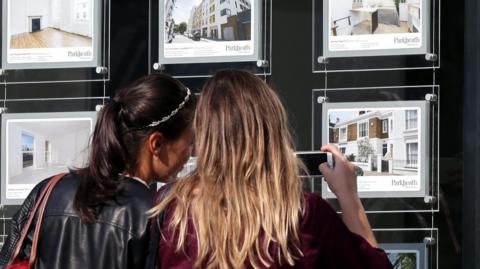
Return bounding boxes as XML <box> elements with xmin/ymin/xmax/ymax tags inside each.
<box><xmin>155</xmin><ymin>190</ymin><xmax>393</xmax><ymax>269</ymax></box>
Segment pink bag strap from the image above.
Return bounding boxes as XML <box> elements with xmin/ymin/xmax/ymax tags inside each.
<box><xmin>10</xmin><ymin>173</ymin><xmax>68</xmax><ymax>268</ymax></box>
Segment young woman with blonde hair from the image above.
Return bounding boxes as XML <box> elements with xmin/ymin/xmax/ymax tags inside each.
<box><xmin>150</xmin><ymin>70</ymin><xmax>393</xmax><ymax>269</ymax></box>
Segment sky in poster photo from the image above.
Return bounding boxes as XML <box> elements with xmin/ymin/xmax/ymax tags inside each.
<box><xmin>171</xmin><ymin>0</ymin><xmax>201</xmax><ymax>23</ymax></box>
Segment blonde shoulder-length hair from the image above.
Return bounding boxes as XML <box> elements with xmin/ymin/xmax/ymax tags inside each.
<box><xmin>149</xmin><ymin>70</ymin><xmax>305</xmax><ymax>269</ymax></box>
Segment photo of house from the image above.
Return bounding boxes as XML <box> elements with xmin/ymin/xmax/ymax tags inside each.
<box><xmin>1</xmin><ymin>112</ymin><xmax>96</xmax><ymax>203</ymax></box>
<box><xmin>387</xmin><ymin>250</ymin><xmax>419</xmax><ymax>269</ymax></box>
<box><xmin>329</xmin><ymin>0</ymin><xmax>422</xmax><ymax>36</ymax></box>
<box><xmin>8</xmin><ymin>0</ymin><xmax>94</xmax><ymax>49</ymax></box>
<box><xmin>380</xmin><ymin>243</ymin><xmax>426</xmax><ymax>269</ymax></box>
<box><xmin>164</xmin><ymin>0</ymin><xmax>252</xmax><ymax>44</ymax></box>
<box><xmin>328</xmin><ymin>108</ymin><xmax>420</xmax><ymax>177</ymax></box>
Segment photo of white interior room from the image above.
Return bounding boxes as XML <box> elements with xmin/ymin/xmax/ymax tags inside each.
<box><xmin>330</xmin><ymin>0</ymin><xmax>422</xmax><ymax>36</ymax></box>
<box><xmin>6</xmin><ymin>118</ymin><xmax>93</xmax><ymax>186</ymax></box>
<box><xmin>8</xmin><ymin>0</ymin><xmax>93</xmax><ymax>50</ymax></box>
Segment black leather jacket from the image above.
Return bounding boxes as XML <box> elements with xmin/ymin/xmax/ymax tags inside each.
<box><xmin>0</xmin><ymin>174</ymin><xmax>155</xmax><ymax>269</ymax></box>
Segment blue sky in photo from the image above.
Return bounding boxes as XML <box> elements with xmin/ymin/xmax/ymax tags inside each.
<box><xmin>21</xmin><ymin>133</ymin><xmax>34</xmax><ymax>150</ymax></box>
<box><xmin>328</xmin><ymin>110</ymin><xmax>359</xmax><ymax>124</ymax></box>
<box><xmin>171</xmin><ymin>0</ymin><xmax>203</xmax><ymax>23</ymax></box>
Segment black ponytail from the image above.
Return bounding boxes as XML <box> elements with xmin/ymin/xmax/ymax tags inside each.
<box><xmin>74</xmin><ymin>74</ymin><xmax>195</xmax><ymax>222</ymax></box>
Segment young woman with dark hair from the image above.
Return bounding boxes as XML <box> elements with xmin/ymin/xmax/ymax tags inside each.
<box><xmin>150</xmin><ymin>70</ymin><xmax>393</xmax><ymax>269</ymax></box>
<box><xmin>0</xmin><ymin>74</ymin><xmax>195</xmax><ymax>269</ymax></box>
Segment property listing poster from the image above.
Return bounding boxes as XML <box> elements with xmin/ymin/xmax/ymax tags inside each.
<box><xmin>162</xmin><ymin>0</ymin><xmax>257</xmax><ymax>62</ymax></box>
<box><xmin>6</xmin><ymin>0</ymin><xmax>95</xmax><ymax>65</ymax></box>
<box><xmin>4</xmin><ymin>117</ymin><xmax>93</xmax><ymax>201</ymax></box>
<box><xmin>327</xmin><ymin>0</ymin><xmax>424</xmax><ymax>54</ymax></box>
<box><xmin>380</xmin><ymin>243</ymin><xmax>427</xmax><ymax>269</ymax></box>
<box><xmin>326</xmin><ymin>107</ymin><xmax>422</xmax><ymax>195</ymax></box>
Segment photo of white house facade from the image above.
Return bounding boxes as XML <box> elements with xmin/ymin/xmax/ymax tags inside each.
<box><xmin>323</xmin><ymin>106</ymin><xmax>425</xmax><ymax>197</ymax></box>
<box><xmin>329</xmin><ymin>109</ymin><xmax>419</xmax><ymax>177</ymax></box>
<box><xmin>5</xmin><ymin>0</ymin><xmax>95</xmax><ymax>64</ymax></box>
<box><xmin>3</xmin><ymin>116</ymin><xmax>94</xmax><ymax>202</ymax></box>
<box><xmin>325</xmin><ymin>0</ymin><xmax>426</xmax><ymax>55</ymax></box>
<box><xmin>161</xmin><ymin>0</ymin><xmax>257</xmax><ymax>63</ymax></box>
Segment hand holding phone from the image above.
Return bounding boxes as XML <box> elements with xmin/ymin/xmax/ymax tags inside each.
<box><xmin>318</xmin><ymin>144</ymin><xmax>358</xmax><ymax>200</ymax></box>
<box><xmin>295</xmin><ymin>151</ymin><xmax>335</xmax><ymax>177</ymax></box>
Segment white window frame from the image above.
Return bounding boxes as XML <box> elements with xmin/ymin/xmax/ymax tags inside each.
<box><xmin>382</xmin><ymin>119</ymin><xmax>388</xmax><ymax>134</ymax></box>
<box><xmin>406</xmin><ymin>142</ymin><xmax>419</xmax><ymax>167</ymax></box>
<box><xmin>358</xmin><ymin>121</ymin><xmax>369</xmax><ymax>138</ymax></box>
<box><xmin>405</xmin><ymin>110</ymin><xmax>418</xmax><ymax>130</ymax></box>
<box><xmin>339</xmin><ymin>127</ymin><xmax>347</xmax><ymax>142</ymax></box>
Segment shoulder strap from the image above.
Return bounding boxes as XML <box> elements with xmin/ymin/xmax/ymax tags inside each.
<box><xmin>9</xmin><ymin>173</ymin><xmax>68</xmax><ymax>268</ymax></box>
<box><xmin>144</xmin><ymin>184</ymin><xmax>173</xmax><ymax>269</ymax></box>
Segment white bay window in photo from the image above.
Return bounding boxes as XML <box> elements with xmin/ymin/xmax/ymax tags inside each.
<box><xmin>358</xmin><ymin>121</ymin><xmax>369</xmax><ymax>138</ymax></box>
<box><xmin>406</xmin><ymin>109</ymin><xmax>418</xmax><ymax>130</ymax></box>
<box><xmin>406</xmin><ymin>142</ymin><xmax>419</xmax><ymax>168</ymax></box>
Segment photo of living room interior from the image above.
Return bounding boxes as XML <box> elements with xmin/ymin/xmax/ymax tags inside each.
<box><xmin>9</xmin><ymin>0</ymin><xmax>93</xmax><ymax>49</ymax></box>
<box><xmin>7</xmin><ymin>118</ymin><xmax>92</xmax><ymax>185</ymax></box>
<box><xmin>330</xmin><ymin>0</ymin><xmax>421</xmax><ymax>36</ymax></box>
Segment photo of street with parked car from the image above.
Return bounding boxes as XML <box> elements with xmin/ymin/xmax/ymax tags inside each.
<box><xmin>164</xmin><ymin>0</ymin><xmax>252</xmax><ymax>44</ymax></box>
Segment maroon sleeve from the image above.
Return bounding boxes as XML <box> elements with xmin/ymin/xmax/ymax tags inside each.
<box><xmin>298</xmin><ymin>193</ymin><xmax>393</xmax><ymax>269</ymax></box>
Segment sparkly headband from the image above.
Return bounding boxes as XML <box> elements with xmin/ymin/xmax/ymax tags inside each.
<box><xmin>131</xmin><ymin>87</ymin><xmax>191</xmax><ymax>131</ymax></box>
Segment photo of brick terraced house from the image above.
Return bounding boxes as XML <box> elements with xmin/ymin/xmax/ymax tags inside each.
<box><xmin>329</xmin><ymin>109</ymin><xmax>420</xmax><ymax>176</ymax></box>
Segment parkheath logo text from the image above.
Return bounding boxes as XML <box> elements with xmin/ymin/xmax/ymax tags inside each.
<box><xmin>226</xmin><ymin>44</ymin><xmax>251</xmax><ymax>52</ymax></box>
<box><xmin>394</xmin><ymin>37</ymin><xmax>420</xmax><ymax>44</ymax></box>
<box><xmin>68</xmin><ymin>50</ymin><xmax>92</xmax><ymax>58</ymax></box>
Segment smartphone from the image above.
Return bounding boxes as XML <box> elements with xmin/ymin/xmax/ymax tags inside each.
<box><xmin>295</xmin><ymin>151</ymin><xmax>334</xmax><ymax>177</ymax></box>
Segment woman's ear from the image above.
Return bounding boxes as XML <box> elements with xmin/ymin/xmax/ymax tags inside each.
<box><xmin>148</xmin><ymin>132</ymin><xmax>165</xmax><ymax>157</ymax></box>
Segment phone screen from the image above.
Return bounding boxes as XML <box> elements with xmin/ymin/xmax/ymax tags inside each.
<box><xmin>296</xmin><ymin>152</ymin><xmax>329</xmax><ymax>177</ymax></box>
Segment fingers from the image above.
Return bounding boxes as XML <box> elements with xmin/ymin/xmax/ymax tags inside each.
<box><xmin>321</xmin><ymin>144</ymin><xmax>345</xmax><ymax>164</ymax></box>
<box><xmin>319</xmin><ymin>162</ymin><xmax>332</xmax><ymax>178</ymax></box>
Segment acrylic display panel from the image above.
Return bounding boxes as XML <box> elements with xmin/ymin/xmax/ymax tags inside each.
<box><xmin>150</xmin><ymin>0</ymin><xmax>271</xmax><ymax>77</ymax></box>
<box><xmin>159</xmin><ymin>0</ymin><xmax>261</xmax><ymax>64</ymax></box>
<box><xmin>312</xmin><ymin>0</ymin><xmax>440</xmax><ymax>72</ymax></box>
<box><xmin>381</xmin><ymin>243</ymin><xmax>427</xmax><ymax>269</ymax></box>
<box><xmin>321</xmin><ymin>101</ymin><xmax>429</xmax><ymax>199</ymax></box>
<box><xmin>312</xmin><ymin>86</ymin><xmax>439</xmax><ymax>213</ymax></box>
<box><xmin>0</xmin><ymin>0</ymin><xmax>110</xmax><ymax>83</ymax></box>
<box><xmin>0</xmin><ymin>111</ymin><xmax>97</xmax><ymax>205</ymax></box>
<box><xmin>375</xmin><ymin>229</ymin><xmax>438</xmax><ymax>269</ymax></box>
